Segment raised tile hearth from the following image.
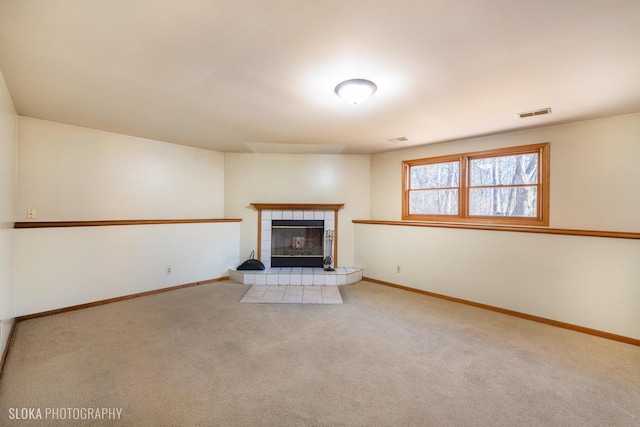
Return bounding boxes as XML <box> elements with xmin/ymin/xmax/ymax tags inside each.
<box><xmin>229</xmin><ymin>267</ymin><xmax>363</xmax><ymax>286</ymax></box>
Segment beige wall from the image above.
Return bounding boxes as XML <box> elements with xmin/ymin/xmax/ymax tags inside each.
<box><xmin>17</xmin><ymin>117</ymin><xmax>225</xmax><ymax>221</ymax></box>
<box><xmin>0</xmin><ymin>70</ymin><xmax>16</xmax><ymax>360</ymax></box>
<box><xmin>355</xmin><ymin>223</ymin><xmax>640</xmax><ymax>339</ymax></box>
<box><xmin>224</xmin><ymin>153</ymin><xmax>370</xmax><ymax>266</ymax></box>
<box><xmin>359</xmin><ymin>114</ymin><xmax>640</xmax><ymax>339</ymax></box>
<box><xmin>6</xmin><ymin>100</ymin><xmax>640</xmax><ymax>339</ymax></box>
<box><xmin>371</xmin><ymin>113</ymin><xmax>640</xmax><ymax>232</ymax></box>
<box><xmin>15</xmin><ymin>222</ymin><xmax>240</xmax><ymax>316</ymax></box>
<box><xmin>14</xmin><ymin>118</ymin><xmax>238</xmax><ymax>317</ymax></box>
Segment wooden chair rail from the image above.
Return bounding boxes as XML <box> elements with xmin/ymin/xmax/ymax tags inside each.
<box><xmin>352</xmin><ymin>220</ymin><xmax>640</xmax><ymax>240</ymax></box>
<box><xmin>15</xmin><ymin>219</ymin><xmax>242</xmax><ymax>229</ymax></box>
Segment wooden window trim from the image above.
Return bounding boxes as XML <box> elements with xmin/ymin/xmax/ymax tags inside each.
<box><xmin>402</xmin><ymin>143</ymin><xmax>550</xmax><ymax>226</ymax></box>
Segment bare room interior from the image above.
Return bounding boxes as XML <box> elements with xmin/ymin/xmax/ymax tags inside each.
<box><xmin>0</xmin><ymin>1</ymin><xmax>639</xmax><ymax>426</ymax></box>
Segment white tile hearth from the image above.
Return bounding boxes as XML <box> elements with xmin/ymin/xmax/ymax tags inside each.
<box><xmin>240</xmin><ymin>285</ymin><xmax>343</xmax><ymax>304</ymax></box>
<box><xmin>229</xmin><ymin>267</ymin><xmax>363</xmax><ymax>286</ymax></box>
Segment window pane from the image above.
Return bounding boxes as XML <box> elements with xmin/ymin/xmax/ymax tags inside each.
<box><xmin>469</xmin><ymin>187</ymin><xmax>537</xmax><ymax>217</ymax></box>
<box><xmin>470</xmin><ymin>153</ymin><xmax>538</xmax><ymax>186</ymax></box>
<box><xmin>409</xmin><ymin>190</ymin><xmax>458</xmax><ymax>215</ymax></box>
<box><xmin>410</xmin><ymin>162</ymin><xmax>459</xmax><ymax>189</ymax></box>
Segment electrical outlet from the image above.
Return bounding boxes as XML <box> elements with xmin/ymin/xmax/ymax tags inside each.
<box><xmin>396</xmin><ymin>265</ymin><xmax>401</xmax><ymax>273</ymax></box>
<box><xmin>27</xmin><ymin>209</ymin><xmax>37</xmax><ymax>219</ymax></box>
<box><xmin>166</xmin><ymin>267</ymin><xmax>172</xmax><ymax>275</ymax></box>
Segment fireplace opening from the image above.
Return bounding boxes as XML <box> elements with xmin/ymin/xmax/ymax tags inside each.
<box><xmin>271</xmin><ymin>220</ymin><xmax>324</xmax><ymax>267</ymax></box>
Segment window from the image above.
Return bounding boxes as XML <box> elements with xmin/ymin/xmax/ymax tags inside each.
<box><xmin>403</xmin><ymin>143</ymin><xmax>550</xmax><ymax>226</ymax></box>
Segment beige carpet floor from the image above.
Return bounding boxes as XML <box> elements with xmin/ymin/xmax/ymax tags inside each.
<box><xmin>1</xmin><ymin>280</ymin><xmax>639</xmax><ymax>426</ymax></box>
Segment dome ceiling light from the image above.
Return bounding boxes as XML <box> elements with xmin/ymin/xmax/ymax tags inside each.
<box><xmin>334</xmin><ymin>79</ymin><xmax>377</xmax><ymax>104</ymax></box>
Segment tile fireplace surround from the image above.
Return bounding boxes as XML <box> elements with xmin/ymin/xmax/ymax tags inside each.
<box><xmin>230</xmin><ymin>203</ymin><xmax>363</xmax><ymax>286</ymax></box>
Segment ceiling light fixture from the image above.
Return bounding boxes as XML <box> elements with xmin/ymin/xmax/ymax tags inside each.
<box><xmin>335</xmin><ymin>79</ymin><xmax>377</xmax><ymax>104</ymax></box>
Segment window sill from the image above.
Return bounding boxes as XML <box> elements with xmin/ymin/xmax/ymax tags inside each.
<box><xmin>402</xmin><ymin>214</ymin><xmax>548</xmax><ymax>227</ymax></box>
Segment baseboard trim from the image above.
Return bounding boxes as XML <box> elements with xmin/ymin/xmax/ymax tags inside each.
<box><xmin>0</xmin><ymin>319</ymin><xmax>17</xmax><ymax>377</ymax></box>
<box><xmin>16</xmin><ymin>276</ymin><xmax>230</xmax><ymax>322</ymax></box>
<box><xmin>363</xmin><ymin>277</ymin><xmax>640</xmax><ymax>347</ymax></box>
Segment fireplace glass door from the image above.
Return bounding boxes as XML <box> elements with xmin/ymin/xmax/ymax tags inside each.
<box><xmin>271</xmin><ymin>220</ymin><xmax>324</xmax><ymax>267</ymax></box>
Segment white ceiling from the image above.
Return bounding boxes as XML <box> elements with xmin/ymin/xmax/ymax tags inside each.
<box><xmin>1</xmin><ymin>0</ymin><xmax>639</xmax><ymax>154</ymax></box>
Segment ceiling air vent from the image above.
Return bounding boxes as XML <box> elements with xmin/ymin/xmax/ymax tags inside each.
<box><xmin>387</xmin><ymin>136</ymin><xmax>408</xmax><ymax>143</ymax></box>
<box><xmin>518</xmin><ymin>108</ymin><xmax>552</xmax><ymax>119</ymax></box>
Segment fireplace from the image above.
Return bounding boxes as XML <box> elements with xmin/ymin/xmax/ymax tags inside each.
<box><xmin>251</xmin><ymin>203</ymin><xmax>344</xmax><ymax>270</ymax></box>
<box><xmin>271</xmin><ymin>220</ymin><xmax>324</xmax><ymax>267</ymax></box>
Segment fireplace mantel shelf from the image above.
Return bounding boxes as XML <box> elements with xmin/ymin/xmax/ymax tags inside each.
<box><xmin>251</xmin><ymin>203</ymin><xmax>344</xmax><ymax>211</ymax></box>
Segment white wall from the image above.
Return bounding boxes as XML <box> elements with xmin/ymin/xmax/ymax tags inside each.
<box><xmin>15</xmin><ymin>118</ymin><xmax>238</xmax><ymax>316</ymax></box>
<box><xmin>355</xmin><ymin>224</ymin><xmax>640</xmax><ymax>339</ymax></box>
<box><xmin>17</xmin><ymin>117</ymin><xmax>225</xmax><ymax>221</ymax></box>
<box><xmin>15</xmin><ymin>222</ymin><xmax>240</xmax><ymax>316</ymax></box>
<box><xmin>0</xmin><ymin>70</ymin><xmax>16</xmax><ymax>359</ymax></box>
<box><xmin>360</xmin><ymin>114</ymin><xmax>640</xmax><ymax>339</ymax></box>
<box><xmin>224</xmin><ymin>153</ymin><xmax>370</xmax><ymax>266</ymax></box>
<box><xmin>371</xmin><ymin>113</ymin><xmax>640</xmax><ymax>232</ymax></box>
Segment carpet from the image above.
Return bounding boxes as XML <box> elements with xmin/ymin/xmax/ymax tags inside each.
<box><xmin>1</xmin><ymin>280</ymin><xmax>638</xmax><ymax>426</ymax></box>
